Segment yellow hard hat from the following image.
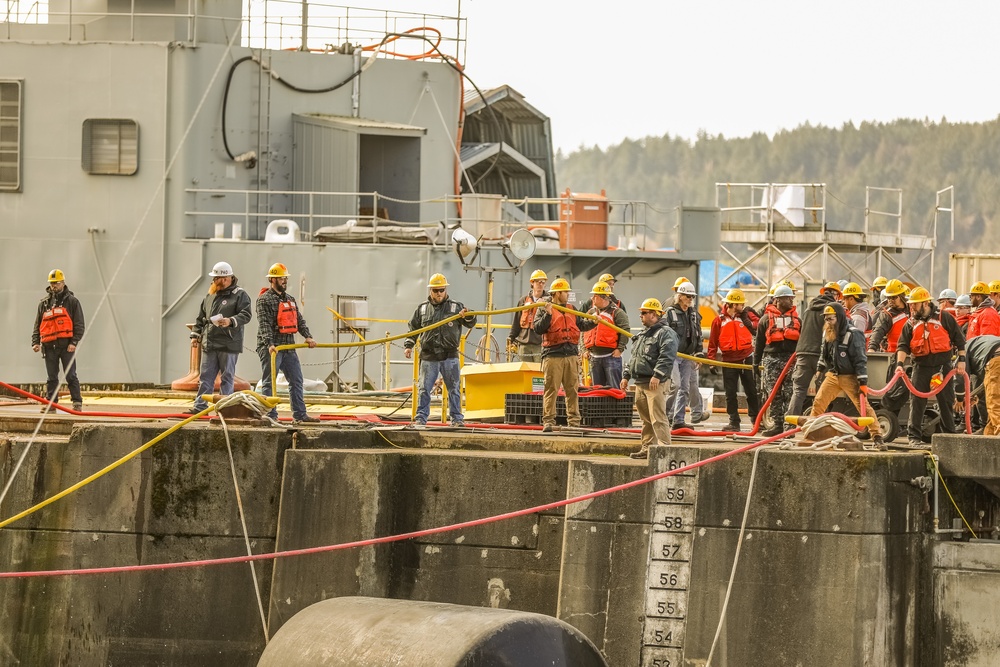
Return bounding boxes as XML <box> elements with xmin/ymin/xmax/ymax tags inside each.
<box><xmin>672</xmin><ymin>276</ymin><xmax>690</xmax><ymax>292</ymax></box>
<box><xmin>778</xmin><ymin>278</ymin><xmax>796</xmax><ymax>292</ymax></box>
<box><xmin>970</xmin><ymin>281</ymin><xmax>990</xmax><ymax>295</ymax></box>
<box><xmin>768</xmin><ymin>284</ymin><xmax>776</xmax><ymax>296</ymax></box>
<box><xmin>266</xmin><ymin>263</ymin><xmax>289</xmax><ymax>278</ymax></box>
<box><xmin>871</xmin><ymin>276</ymin><xmax>888</xmax><ymax>290</ymax></box>
<box><xmin>428</xmin><ymin>273</ymin><xmax>449</xmax><ymax>289</ymax></box>
<box><xmin>529</xmin><ymin>269</ymin><xmax>547</xmax><ymax>281</ymax></box>
<box><xmin>549</xmin><ymin>278</ymin><xmax>570</xmax><ymax>292</ymax></box>
<box><xmin>823</xmin><ymin>305</ymin><xmax>837</xmax><ymax>316</ymax></box>
<box><xmin>598</xmin><ymin>273</ymin><xmax>616</xmax><ymax>284</ymax></box>
<box><xmin>883</xmin><ymin>278</ymin><xmax>907</xmax><ymax>297</ymax></box>
<box><xmin>989</xmin><ymin>280</ymin><xmax>1000</xmax><ymax>293</ymax></box>
<box><xmin>722</xmin><ymin>288</ymin><xmax>745</xmax><ymax>304</ymax></box>
<box><xmin>640</xmin><ymin>297</ymin><xmax>664</xmax><ymax>314</ymax></box>
<box><xmin>590</xmin><ymin>281</ymin><xmax>613</xmax><ymax>296</ymax></box>
<box><xmin>47</xmin><ymin>269</ymin><xmax>65</xmax><ymax>283</ymax></box>
<box><xmin>822</xmin><ymin>281</ymin><xmax>842</xmax><ymax>295</ymax></box>
<box><xmin>907</xmin><ymin>286</ymin><xmax>932</xmax><ymax>303</ymax></box>
<box><xmin>842</xmin><ymin>282</ymin><xmax>864</xmax><ymax>297</ymax></box>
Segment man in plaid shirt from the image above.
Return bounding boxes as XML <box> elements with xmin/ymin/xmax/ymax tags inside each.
<box><xmin>256</xmin><ymin>263</ymin><xmax>319</xmax><ymax>424</ymax></box>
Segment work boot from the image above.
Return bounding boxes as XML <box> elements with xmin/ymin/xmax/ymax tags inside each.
<box><xmin>293</xmin><ymin>415</ymin><xmax>321</xmax><ymax>425</ymax></box>
<box><xmin>39</xmin><ymin>403</ymin><xmax>56</xmax><ymax>414</ymax></box>
<box><xmin>761</xmin><ymin>424</ymin><xmax>783</xmax><ymax>437</ymax></box>
<box><xmin>907</xmin><ymin>437</ymin><xmax>924</xmax><ymax>448</ymax></box>
<box><xmin>672</xmin><ymin>422</ymin><xmax>693</xmax><ymax>430</ymax></box>
<box><xmin>629</xmin><ymin>446</ymin><xmax>649</xmax><ymax>459</ymax></box>
<box><xmin>542</xmin><ymin>424</ymin><xmax>554</xmax><ymax>433</ymax></box>
<box><xmin>72</xmin><ymin>402</ymin><xmax>83</xmax><ymax>412</ymax></box>
<box><xmin>872</xmin><ymin>435</ymin><xmax>887</xmax><ymax>451</ymax></box>
<box><xmin>450</xmin><ymin>420</ymin><xmax>466</xmax><ymax>428</ymax></box>
<box><xmin>726</xmin><ymin>421</ymin><xmax>741</xmax><ymax>432</ymax></box>
<box><xmin>694</xmin><ymin>412</ymin><xmax>712</xmax><ymax>423</ymax></box>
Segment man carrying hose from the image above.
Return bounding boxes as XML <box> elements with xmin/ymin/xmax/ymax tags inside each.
<box><xmin>895</xmin><ymin>287</ymin><xmax>965</xmax><ymax>446</ymax></box>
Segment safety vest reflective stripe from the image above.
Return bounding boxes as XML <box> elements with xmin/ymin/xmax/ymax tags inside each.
<box><xmin>39</xmin><ymin>307</ymin><xmax>74</xmax><ymax>343</ymax></box>
<box><xmin>277</xmin><ymin>301</ymin><xmax>299</xmax><ymax>334</ymax></box>
<box><xmin>763</xmin><ymin>305</ymin><xmax>800</xmax><ymax>344</ymax></box>
<box><xmin>886</xmin><ymin>312</ymin><xmax>908</xmax><ymax>353</ymax></box>
<box><xmin>542</xmin><ymin>310</ymin><xmax>580</xmax><ymax>347</ymax></box>
<box><xmin>910</xmin><ymin>318</ymin><xmax>952</xmax><ymax>357</ymax></box>
<box><xmin>584</xmin><ymin>309</ymin><xmax>619</xmax><ymax>349</ymax></box>
<box><xmin>718</xmin><ymin>316</ymin><xmax>753</xmax><ymax>354</ymax></box>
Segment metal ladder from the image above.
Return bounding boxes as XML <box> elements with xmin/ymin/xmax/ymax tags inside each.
<box><xmin>640</xmin><ymin>446</ymin><xmax>700</xmax><ymax>666</ymax></box>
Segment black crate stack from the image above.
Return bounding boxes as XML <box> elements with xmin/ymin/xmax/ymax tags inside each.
<box><xmin>504</xmin><ymin>392</ymin><xmax>634</xmax><ymax>427</ymax></box>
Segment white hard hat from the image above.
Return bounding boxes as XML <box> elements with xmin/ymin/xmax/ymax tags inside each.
<box><xmin>676</xmin><ymin>281</ymin><xmax>697</xmax><ymax>296</ymax></box>
<box><xmin>937</xmin><ymin>288</ymin><xmax>958</xmax><ymax>302</ymax></box>
<box><xmin>955</xmin><ymin>294</ymin><xmax>972</xmax><ymax>308</ymax></box>
<box><xmin>773</xmin><ymin>285</ymin><xmax>794</xmax><ymax>298</ymax></box>
<box><xmin>209</xmin><ymin>261</ymin><xmax>234</xmax><ymax>277</ymax></box>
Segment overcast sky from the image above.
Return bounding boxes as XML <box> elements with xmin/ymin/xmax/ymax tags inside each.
<box><xmin>419</xmin><ymin>0</ymin><xmax>1000</xmax><ymax>153</ymax></box>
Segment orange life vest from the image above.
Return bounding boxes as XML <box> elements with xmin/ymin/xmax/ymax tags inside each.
<box><xmin>584</xmin><ymin>307</ymin><xmax>619</xmax><ymax>349</ymax></box>
<box><xmin>718</xmin><ymin>314</ymin><xmax>753</xmax><ymax>355</ymax></box>
<box><xmin>542</xmin><ymin>309</ymin><xmax>580</xmax><ymax>347</ymax></box>
<box><xmin>763</xmin><ymin>304</ymin><xmax>800</xmax><ymax>344</ymax></box>
<box><xmin>519</xmin><ymin>295</ymin><xmax>541</xmax><ymax>329</ymax></box>
<box><xmin>277</xmin><ymin>300</ymin><xmax>299</xmax><ymax>334</ymax></box>
<box><xmin>886</xmin><ymin>312</ymin><xmax>909</xmax><ymax>353</ymax></box>
<box><xmin>39</xmin><ymin>306</ymin><xmax>74</xmax><ymax>343</ymax></box>
<box><xmin>909</xmin><ymin>318</ymin><xmax>952</xmax><ymax>357</ymax></box>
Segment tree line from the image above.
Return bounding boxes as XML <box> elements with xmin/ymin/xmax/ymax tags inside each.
<box><xmin>555</xmin><ymin>117</ymin><xmax>1000</xmax><ymax>289</ymax></box>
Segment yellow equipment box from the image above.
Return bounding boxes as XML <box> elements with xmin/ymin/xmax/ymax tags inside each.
<box><xmin>460</xmin><ymin>362</ymin><xmax>542</xmax><ymax>413</ymax></box>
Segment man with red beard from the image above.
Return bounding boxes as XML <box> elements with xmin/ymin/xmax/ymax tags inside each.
<box><xmin>809</xmin><ymin>303</ymin><xmax>884</xmax><ymax>448</ymax></box>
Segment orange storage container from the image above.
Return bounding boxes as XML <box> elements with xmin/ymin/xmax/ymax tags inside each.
<box><xmin>559</xmin><ymin>188</ymin><xmax>609</xmax><ymax>250</ymax></box>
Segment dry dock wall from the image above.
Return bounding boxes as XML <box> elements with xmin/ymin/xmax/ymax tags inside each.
<box><xmin>0</xmin><ymin>423</ymin><xmax>967</xmax><ymax>666</ymax></box>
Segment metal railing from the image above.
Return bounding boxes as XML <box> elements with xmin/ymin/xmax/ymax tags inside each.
<box><xmin>184</xmin><ymin>188</ymin><xmax>679</xmax><ymax>252</ymax></box>
<box><xmin>3</xmin><ymin>0</ymin><xmax>466</xmax><ymax>58</ymax></box>
<box><xmin>715</xmin><ymin>182</ymin><xmax>827</xmax><ymax>234</ymax></box>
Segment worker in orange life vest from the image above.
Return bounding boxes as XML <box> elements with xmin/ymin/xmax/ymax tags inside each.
<box><xmin>968</xmin><ymin>282</ymin><xmax>1000</xmax><ymax>339</ymax></box>
<box><xmin>508</xmin><ymin>269</ymin><xmax>549</xmax><ymax>363</ymax></box>
<box><xmin>707</xmin><ymin>288</ymin><xmax>760</xmax><ymax>431</ymax></box>
<box><xmin>256</xmin><ymin>263</ymin><xmax>319</xmax><ymax>425</ymax></box>
<box><xmin>895</xmin><ymin>287</ymin><xmax>966</xmax><ymax>446</ymax></box>
<box><xmin>583</xmin><ymin>281</ymin><xmax>630</xmax><ymax>387</ymax></box>
<box><xmin>753</xmin><ymin>284</ymin><xmax>800</xmax><ymax>436</ymax></box>
<box><xmin>533</xmin><ymin>278</ymin><xmax>597</xmax><ymax>432</ymax></box>
<box><xmin>31</xmin><ymin>268</ymin><xmax>86</xmax><ymax>412</ymax></box>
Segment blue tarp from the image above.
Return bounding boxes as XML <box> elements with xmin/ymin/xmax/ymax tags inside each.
<box><xmin>698</xmin><ymin>261</ymin><xmax>762</xmax><ymax>297</ymax></box>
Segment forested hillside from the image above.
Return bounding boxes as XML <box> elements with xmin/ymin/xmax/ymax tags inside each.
<box><xmin>555</xmin><ymin>118</ymin><xmax>1000</xmax><ymax>285</ymax></box>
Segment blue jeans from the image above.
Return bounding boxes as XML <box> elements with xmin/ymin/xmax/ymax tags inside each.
<box><xmin>257</xmin><ymin>347</ymin><xmax>307</xmax><ymax>420</ymax></box>
<box><xmin>590</xmin><ymin>354</ymin><xmax>623</xmax><ymax>388</ymax></box>
<box><xmin>193</xmin><ymin>349</ymin><xmax>238</xmax><ymax>410</ymax></box>
<box><xmin>417</xmin><ymin>357</ymin><xmax>463</xmax><ymax>424</ymax></box>
<box><xmin>670</xmin><ymin>357</ymin><xmax>698</xmax><ymax>424</ymax></box>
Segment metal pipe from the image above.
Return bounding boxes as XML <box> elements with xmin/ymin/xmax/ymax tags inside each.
<box><xmin>352</xmin><ymin>45</ymin><xmax>361</xmax><ymax>118</ymax></box>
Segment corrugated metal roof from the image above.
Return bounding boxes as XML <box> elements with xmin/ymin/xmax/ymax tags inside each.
<box><xmin>464</xmin><ymin>84</ymin><xmax>546</xmax><ymax>122</ymax></box>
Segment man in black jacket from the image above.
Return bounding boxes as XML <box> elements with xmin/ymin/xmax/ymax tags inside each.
<box><xmin>809</xmin><ymin>303</ymin><xmax>884</xmax><ymax>447</ymax></box>
<box><xmin>622</xmin><ymin>298</ymin><xmax>678</xmax><ymax>458</ymax></box>
<box><xmin>404</xmin><ymin>273</ymin><xmax>477</xmax><ymax>427</ymax></box>
<box><xmin>896</xmin><ymin>287</ymin><xmax>966</xmax><ymax>446</ymax></box>
<box><xmin>786</xmin><ymin>287</ymin><xmax>838</xmax><ymax>418</ymax></box>
<box><xmin>31</xmin><ymin>269</ymin><xmax>86</xmax><ymax>412</ymax></box>
<box><xmin>187</xmin><ymin>261</ymin><xmax>253</xmax><ymax>414</ymax></box>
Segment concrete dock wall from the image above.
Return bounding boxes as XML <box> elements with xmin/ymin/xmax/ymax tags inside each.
<box><xmin>0</xmin><ymin>422</ymin><xmax>981</xmax><ymax>666</ymax></box>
